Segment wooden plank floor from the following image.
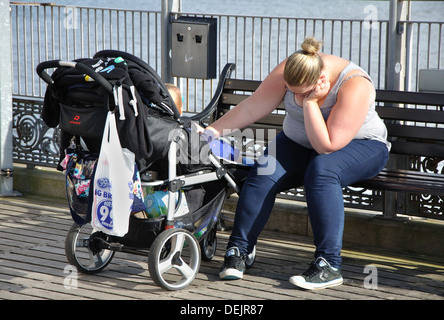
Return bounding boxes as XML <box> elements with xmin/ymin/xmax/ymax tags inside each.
<box><xmin>0</xmin><ymin>195</ymin><xmax>443</xmax><ymax>301</ymax></box>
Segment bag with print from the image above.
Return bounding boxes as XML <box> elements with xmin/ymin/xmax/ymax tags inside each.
<box><xmin>91</xmin><ymin>111</ymin><xmax>135</xmax><ymax>237</ymax></box>
<box><xmin>63</xmin><ymin>148</ymin><xmax>98</xmax><ymax>225</ymax></box>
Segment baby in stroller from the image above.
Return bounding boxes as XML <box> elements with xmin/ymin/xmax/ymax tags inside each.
<box><xmin>37</xmin><ymin>50</ymin><xmax>252</xmax><ymax>290</ymax></box>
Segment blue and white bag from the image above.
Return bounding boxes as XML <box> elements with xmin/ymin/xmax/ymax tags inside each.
<box><xmin>91</xmin><ymin>112</ymin><xmax>135</xmax><ymax>237</ymax></box>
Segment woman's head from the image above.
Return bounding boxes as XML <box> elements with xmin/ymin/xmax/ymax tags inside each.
<box><xmin>284</xmin><ymin>37</ymin><xmax>324</xmax><ymax>88</ymax></box>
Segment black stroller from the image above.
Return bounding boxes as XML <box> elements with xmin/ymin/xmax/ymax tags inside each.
<box><xmin>36</xmin><ymin>50</ymin><xmax>255</xmax><ymax>290</ymax></box>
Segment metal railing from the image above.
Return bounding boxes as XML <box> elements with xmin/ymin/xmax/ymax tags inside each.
<box><xmin>180</xmin><ymin>12</ymin><xmax>391</xmax><ymax>112</ymax></box>
<box><xmin>403</xmin><ymin>20</ymin><xmax>444</xmax><ymax>91</ymax></box>
<box><xmin>11</xmin><ymin>4</ymin><xmax>443</xmax><ymax>108</ymax></box>
<box><xmin>10</xmin><ymin>3</ymin><xmax>444</xmax><ymax>220</ymax></box>
<box><xmin>11</xmin><ymin>4</ymin><xmax>162</xmax><ymax>98</ymax></box>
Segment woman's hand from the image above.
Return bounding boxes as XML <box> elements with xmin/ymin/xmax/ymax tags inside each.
<box><xmin>304</xmin><ymin>77</ymin><xmax>330</xmax><ymax>104</ymax></box>
<box><xmin>192</xmin><ymin>122</ymin><xmax>219</xmax><ymax>142</ymax></box>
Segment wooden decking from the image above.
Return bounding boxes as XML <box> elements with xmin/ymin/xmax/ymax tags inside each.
<box><xmin>0</xmin><ymin>195</ymin><xmax>443</xmax><ymax>301</ymax></box>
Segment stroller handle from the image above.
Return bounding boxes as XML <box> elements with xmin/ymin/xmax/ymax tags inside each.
<box><xmin>36</xmin><ymin>60</ymin><xmax>113</xmax><ymax>94</ymax></box>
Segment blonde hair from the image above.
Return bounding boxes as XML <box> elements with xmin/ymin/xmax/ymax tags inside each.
<box><xmin>165</xmin><ymin>83</ymin><xmax>183</xmax><ymax>115</ymax></box>
<box><xmin>284</xmin><ymin>37</ymin><xmax>324</xmax><ymax>87</ymax></box>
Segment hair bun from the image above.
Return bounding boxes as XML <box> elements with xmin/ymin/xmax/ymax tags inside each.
<box><xmin>301</xmin><ymin>37</ymin><xmax>323</xmax><ymax>55</ymax></box>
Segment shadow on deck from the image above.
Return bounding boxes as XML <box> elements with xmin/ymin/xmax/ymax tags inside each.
<box><xmin>0</xmin><ymin>195</ymin><xmax>443</xmax><ymax>302</ymax></box>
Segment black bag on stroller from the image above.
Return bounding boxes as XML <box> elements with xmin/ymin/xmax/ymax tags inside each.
<box><xmin>40</xmin><ymin>50</ymin><xmax>181</xmax><ymax>171</ymax></box>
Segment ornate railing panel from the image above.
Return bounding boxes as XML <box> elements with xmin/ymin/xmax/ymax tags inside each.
<box><xmin>13</xmin><ymin>98</ymin><xmax>60</xmax><ymax>168</ymax></box>
<box><xmin>405</xmin><ymin>156</ymin><xmax>444</xmax><ymax>219</ymax></box>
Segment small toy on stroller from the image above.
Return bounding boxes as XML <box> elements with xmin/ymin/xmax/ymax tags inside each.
<box><xmin>36</xmin><ymin>50</ymin><xmax>255</xmax><ymax>290</ymax></box>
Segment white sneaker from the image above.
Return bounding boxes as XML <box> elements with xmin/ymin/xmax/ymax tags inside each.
<box><xmin>290</xmin><ymin>257</ymin><xmax>343</xmax><ymax>290</ymax></box>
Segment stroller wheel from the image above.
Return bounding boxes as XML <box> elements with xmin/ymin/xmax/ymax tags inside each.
<box><xmin>65</xmin><ymin>222</ymin><xmax>115</xmax><ymax>274</ymax></box>
<box><xmin>246</xmin><ymin>245</ymin><xmax>256</xmax><ymax>268</ymax></box>
<box><xmin>148</xmin><ymin>228</ymin><xmax>201</xmax><ymax>290</ymax></box>
<box><xmin>200</xmin><ymin>226</ymin><xmax>217</xmax><ymax>261</ymax></box>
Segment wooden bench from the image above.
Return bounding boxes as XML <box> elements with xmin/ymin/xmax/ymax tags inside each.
<box><xmin>193</xmin><ymin>63</ymin><xmax>444</xmax><ymax>219</ymax></box>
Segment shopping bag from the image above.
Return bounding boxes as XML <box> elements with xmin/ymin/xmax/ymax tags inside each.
<box><xmin>91</xmin><ymin>111</ymin><xmax>135</xmax><ymax>237</ymax></box>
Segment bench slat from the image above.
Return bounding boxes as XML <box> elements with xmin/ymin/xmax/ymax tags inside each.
<box><xmin>354</xmin><ymin>169</ymin><xmax>444</xmax><ymax>194</ymax></box>
<box><xmin>376</xmin><ymin>89</ymin><xmax>444</xmax><ymax>106</ymax></box>
<box><xmin>224</xmin><ymin>79</ymin><xmax>261</xmax><ymax>92</ymax></box>
<box><xmin>354</xmin><ymin>179</ymin><xmax>444</xmax><ymax>194</ymax></box>
<box><xmin>389</xmin><ymin>141</ymin><xmax>444</xmax><ymax>158</ymax></box>
<box><xmin>386</xmin><ymin>124</ymin><xmax>444</xmax><ymax>141</ymax></box>
<box><xmin>378</xmin><ymin>168</ymin><xmax>444</xmax><ymax>182</ymax></box>
<box><xmin>222</xmin><ymin>93</ymin><xmax>286</xmax><ymax>112</ymax></box>
<box><xmin>376</xmin><ymin>106</ymin><xmax>444</xmax><ymax>124</ymax></box>
<box><xmin>222</xmin><ymin>92</ymin><xmax>249</xmax><ymax>106</ymax></box>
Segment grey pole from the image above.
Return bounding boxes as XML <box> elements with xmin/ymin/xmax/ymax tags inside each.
<box><xmin>386</xmin><ymin>0</ymin><xmax>410</xmax><ymax>90</ymax></box>
<box><xmin>0</xmin><ymin>1</ymin><xmax>19</xmax><ymax>197</ymax></box>
<box><xmin>383</xmin><ymin>0</ymin><xmax>411</xmax><ymax>219</ymax></box>
<box><xmin>161</xmin><ymin>0</ymin><xmax>182</xmax><ymax>83</ymax></box>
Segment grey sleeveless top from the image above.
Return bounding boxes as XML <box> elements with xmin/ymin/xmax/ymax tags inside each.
<box><xmin>282</xmin><ymin>61</ymin><xmax>391</xmax><ymax>150</ymax></box>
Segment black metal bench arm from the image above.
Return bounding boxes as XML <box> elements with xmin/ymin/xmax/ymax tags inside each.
<box><xmin>189</xmin><ymin>63</ymin><xmax>236</xmax><ymax>126</ymax></box>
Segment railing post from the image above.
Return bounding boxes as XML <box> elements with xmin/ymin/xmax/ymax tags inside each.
<box><xmin>161</xmin><ymin>0</ymin><xmax>182</xmax><ymax>84</ymax></box>
<box><xmin>386</xmin><ymin>0</ymin><xmax>411</xmax><ymax>90</ymax></box>
<box><xmin>384</xmin><ymin>0</ymin><xmax>411</xmax><ymax>219</ymax></box>
<box><xmin>0</xmin><ymin>0</ymin><xmax>19</xmax><ymax>197</ymax></box>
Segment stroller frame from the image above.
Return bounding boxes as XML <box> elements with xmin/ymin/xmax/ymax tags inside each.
<box><xmin>162</xmin><ymin>135</ymin><xmax>240</xmax><ymax>223</ymax></box>
<box><xmin>64</xmin><ymin>137</ymin><xmax>238</xmax><ymax>290</ymax></box>
<box><xmin>37</xmin><ymin>53</ymin><xmax>252</xmax><ymax>291</ymax></box>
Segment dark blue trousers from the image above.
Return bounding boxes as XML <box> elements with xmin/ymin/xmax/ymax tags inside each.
<box><xmin>227</xmin><ymin>132</ymin><xmax>389</xmax><ymax>268</ymax></box>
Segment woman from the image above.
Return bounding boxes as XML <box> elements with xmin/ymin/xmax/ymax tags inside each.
<box><xmin>203</xmin><ymin>37</ymin><xmax>390</xmax><ymax>290</ymax></box>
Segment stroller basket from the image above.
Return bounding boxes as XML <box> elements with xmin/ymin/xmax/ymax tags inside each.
<box><xmin>112</xmin><ymin>183</ymin><xmax>226</xmax><ymax>248</ymax></box>
<box><xmin>115</xmin><ymin>216</ymin><xmax>164</xmax><ymax>248</ymax></box>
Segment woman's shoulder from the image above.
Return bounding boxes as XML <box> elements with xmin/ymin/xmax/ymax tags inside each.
<box><xmin>321</xmin><ymin>54</ymin><xmax>349</xmax><ymax>68</ymax></box>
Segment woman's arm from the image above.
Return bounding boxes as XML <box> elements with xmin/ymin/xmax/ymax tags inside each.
<box><xmin>205</xmin><ymin>60</ymin><xmax>287</xmax><ymax>138</ymax></box>
<box><xmin>303</xmin><ymin>74</ymin><xmax>374</xmax><ymax>154</ymax></box>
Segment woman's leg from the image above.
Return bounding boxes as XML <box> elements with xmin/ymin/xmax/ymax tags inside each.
<box><xmin>303</xmin><ymin>139</ymin><xmax>389</xmax><ymax>269</ymax></box>
<box><xmin>220</xmin><ymin>132</ymin><xmax>314</xmax><ymax>279</ymax></box>
<box><xmin>226</xmin><ymin>132</ymin><xmax>312</xmax><ymax>255</ymax></box>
